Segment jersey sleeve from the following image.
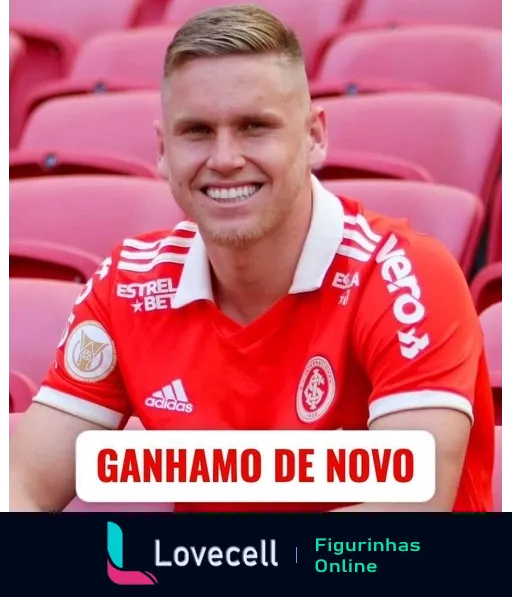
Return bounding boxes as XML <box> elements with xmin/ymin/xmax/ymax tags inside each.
<box><xmin>353</xmin><ymin>231</ymin><xmax>483</xmax><ymax>428</ymax></box>
<box><xmin>33</xmin><ymin>254</ymin><xmax>132</xmax><ymax>429</ymax></box>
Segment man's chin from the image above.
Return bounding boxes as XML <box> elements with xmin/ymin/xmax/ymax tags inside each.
<box><xmin>202</xmin><ymin>224</ymin><xmax>266</xmax><ymax>249</ymax></box>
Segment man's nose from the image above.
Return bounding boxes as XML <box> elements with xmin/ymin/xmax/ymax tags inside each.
<box><xmin>206</xmin><ymin>131</ymin><xmax>245</xmax><ymax>174</ymax></box>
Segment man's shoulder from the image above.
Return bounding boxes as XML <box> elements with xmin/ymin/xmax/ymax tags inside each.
<box><xmin>338</xmin><ymin>194</ymin><xmax>454</xmax><ymax>266</ymax></box>
<box><xmin>114</xmin><ymin>220</ymin><xmax>197</xmax><ymax>248</ymax></box>
<box><xmin>109</xmin><ymin>220</ymin><xmax>197</xmax><ymax>268</ymax></box>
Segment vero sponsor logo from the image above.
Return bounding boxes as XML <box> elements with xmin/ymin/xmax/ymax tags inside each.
<box><xmin>145</xmin><ymin>380</ymin><xmax>194</xmax><ymax>414</ymax></box>
<box><xmin>376</xmin><ymin>235</ymin><xmax>430</xmax><ymax>360</ymax></box>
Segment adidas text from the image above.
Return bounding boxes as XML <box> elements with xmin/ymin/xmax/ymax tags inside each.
<box><xmin>145</xmin><ymin>381</ymin><xmax>193</xmax><ymax>414</ymax></box>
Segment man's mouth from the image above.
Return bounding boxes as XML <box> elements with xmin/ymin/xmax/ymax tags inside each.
<box><xmin>201</xmin><ymin>184</ymin><xmax>263</xmax><ymax>204</ymax></box>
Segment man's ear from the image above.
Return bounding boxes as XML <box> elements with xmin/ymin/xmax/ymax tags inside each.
<box><xmin>307</xmin><ymin>105</ymin><xmax>327</xmax><ymax>170</ymax></box>
<box><xmin>154</xmin><ymin>120</ymin><xmax>169</xmax><ymax>179</ymax></box>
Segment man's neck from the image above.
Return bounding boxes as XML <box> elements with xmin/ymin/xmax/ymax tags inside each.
<box><xmin>207</xmin><ymin>194</ymin><xmax>313</xmax><ymax>326</ymax></box>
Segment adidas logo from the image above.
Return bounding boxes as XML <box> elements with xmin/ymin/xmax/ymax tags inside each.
<box><xmin>145</xmin><ymin>380</ymin><xmax>193</xmax><ymax>414</ymax></box>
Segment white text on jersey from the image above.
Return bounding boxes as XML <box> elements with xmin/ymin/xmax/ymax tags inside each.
<box><xmin>376</xmin><ymin>234</ymin><xmax>430</xmax><ymax>359</ymax></box>
<box><xmin>117</xmin><ymin>278</ymin><xmax>176</xmax><ymax>298</ymax></box>
<box><xmin>332</xmin><ymin>272</ymin><xmax>360</xmax><ymax>290</ymax></box>
<box><xmin>145</xmin><ymin>380</ymin><xmax>193</xmax><ymax>414</ymax></box>
<box><xmin>117</xmin><ymin>279</ymin><xmax>176</xmax><ymax>312</ymax></box>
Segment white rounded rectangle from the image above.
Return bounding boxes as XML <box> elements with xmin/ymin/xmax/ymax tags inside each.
<box><xmin>75</xmin><ymin>430</ymin><xmax>435</xmax><ymax>503</ymax></box>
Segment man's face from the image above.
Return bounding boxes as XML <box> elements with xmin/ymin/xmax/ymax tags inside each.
<box><xmin>157</xmin><ymin>53</ymin><xmax>326</xmax><ymax>247</ymax></box>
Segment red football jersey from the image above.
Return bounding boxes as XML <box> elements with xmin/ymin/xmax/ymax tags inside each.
<box><xmin>35</xmin><ymin>176</ymin><xmax>494</xmax><ymax>512</ymax></box>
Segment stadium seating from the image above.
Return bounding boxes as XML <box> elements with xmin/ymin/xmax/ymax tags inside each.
<box><xmin>323</xmin><ymin>179</ymin><xmax>484</xmax><ymax>275</ymax></box>
<box><xmin>162</xmin><ymin>0</ymin><xmax>355</xmax><ymax>76</ymax></box>
<box><xmin>313</xmin><ymin>149</ymin><xmax>434</xmax><ymax>182</ymax></box>
<box><xmin>20</xmin><ymin>26</ymin><xmax>180</xmax><ymax>128</ymax></box>
<box><xmin>10</xmin><ymin>176</ymin><xmax>185</xmax><ymax>278</ymax></box>
<box><xmin>9</xmin><ymin>278</ymin><xmax>84</xmax><ymax>391</ymax></box>
<box><xmin>9</xmin><ymin>31</ymin><xmax>25</xmax><ymax>78</ymax></box>
<box><xmin>470</xmin><ymin>262</ymin><xmax>502</xmax><ymax>314</ymax></box>
<box><xmin>316</xmin><ymin>92</ymin><xmax>502</xmax><ymax>207</ymax></box>
<box><xmin>479</xmin><ymin>302</ymin><xmax>502</xmax><ymax>425</ymax></box>
<box><xmin>133</xmin><ymin>0</ymin><xmax>171</xmax><ymax>26</ymax></box>
<box><xmin>9</xmin><ymin>371</ymin><xmax>38</xmax><ymax>414</ymax></box>
<box><xmin>311</xmin><ymin>26</ymin><xmax>501</xmax><ymax>103</ymax></box>
<box><xmin>8</xmin><ymin>0</ymin><xmax>503</xmax><ymax>514</ymax></box>
<box><xmin>10</xmin><ymin>239</ymin><xmax>101</xmax><ymax>284</ymax></box>
<box><xmin>9</xmin><ymin>0</ymin><xmax>150</xmax><ymax>146</ymax></box>
<box><xmin>480</xmin><ymin>302</ymin><xmax>502</xmax><ymax>385</ymax></box>
<box><xmin>11</xmin><ymin>91</ymin><xmax>162</xmax><ymax>179</ymax></box>
<box><xmin>350</xmin><ymin>0</ymin><xmax>502</xmax><ymax>30</ymax></box>
<box><xmin>488</xmin><ymin>176</ymin><xmax>502</xmax><ymax>263</ymax></box>
<box><xmin>8</xmin><ymin>413</ymin><xmax>174</xmax><ymax>512</ymax></box>
<box><xmin>9</xmin><ymin>32</ymin><xmax>27</xmax><ymax>148</ymax></box>
<box><xmin>10</xmin><ymin>0</ymin><xmax>147</xmax><ymax>44</ymax></box>
<box><xmin>493</xmin><ymin>425</ymin><xmax>502</xmax><ymax>512</ymax></box>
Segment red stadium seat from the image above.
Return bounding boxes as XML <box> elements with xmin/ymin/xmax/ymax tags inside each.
<box><xmin>9</xmin><ymin>239</ymin><xmax>101</xmax><ymax>284</ymax></box>
<box><xmin>9</xmin><ymin>278</ymin><xmax>84</xmax><ymax>389</ymax></box>
<box><xmin>9</xmin><ymin>32</ymin><xmax>28</xmax><ymax>148</ymax></box>
<box><xmin>131</xmin><ymin>0</ymin><xmax>171</xmax><ymax>26</ymax></box>
<box><xmin>22</xmin><ymin>26</ymin><xmax>180</xmax><ymax>123</ymax></box>
<box><xmin>488</xmin><ymin>176</ymin><xmax>502</xmax><ymax>263</ymax></box>
<box><xmin>479</xmin><ymin>302</ymin><xmax>502</xmax><ymax>386</ymax></box>
<box><xmin>9</xmin><ymin>370</ymin><xmax>38</xmax><ymax>413</ymax></box>
<box><xmin>10</xmin><ymin>176</ymin><xmax>185</xmax><ymax>275</ymax></box>
<box><xmin>323</xmin><ymin>179</ymin><xmax>484</xmax><ymax>276</ymax></box>
<box><xmin>10</xmin><ymin>0</ymin><xmax>146</xmax><ymax>44</ymax></box>
<box><xmin>470</xmin><ymin>262</ymin><xmax>502</xmax><ymax>314</ymax></box>
<box><xmin>11</xmin><ymin>91</ymin><xmax>162</xmax><ymax>179</ymax></box>
<box><xmin>316</xmin><ymin>92</ymin><xmax>502</xmax><ymax>207</ymax></box>
<box><xmin>8</xmin><ymin>413</ymin><xmax>174</xmax><ymax>512</ymax></box>
<box><xmin>479</xmin><ymin>302</ymin><xmax>502</xmax><ymax>425</ymax></box>
<box><xmin>493</xmin><ymin>426</ymin><xmax>502</xmax><ymax>512</ymax></box>
<box><xmin>9</xmin><ymin>31</ymin><xmax>26</xmax><ymax>80</ymax></box>
<box><xmin>9</xmin><ymin>152</ymin><xmax>159</xmax><ymax>180</ymax></box>
<box><xmin>9</xmin><ymin>0</ymin><xmax>147</xmax><ymax>148</ymax></box>
<box><xmin>162</xmin><ymin>0</ymin><xmax>355</xmax><ymax>76</ymax></box>
<box><xmin>313</xmin><ymin>149</ymin><xmax>433</xmax><ymax>182</ymax></box>
<box><xmin>351</xmin><ymin>0</ymin><xmax>502</xmax><ymax>30</ymax></box>
<box><xmin>311</xmin><ymin>26</ymin><xmax>501</xmax><ymax>103</ymax></box>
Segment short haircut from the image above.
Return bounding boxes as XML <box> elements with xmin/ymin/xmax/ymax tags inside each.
<box><xmin>163</xmin><ymin>4</ymin><xmax>304</xmax><ymax>76</ymax></box>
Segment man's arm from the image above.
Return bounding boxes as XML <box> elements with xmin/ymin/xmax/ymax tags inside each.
<box><xmin>333</xmin><ymin>230</ymin><xmax>493</xmax><ymax>512</ymax></box>
<box><xmin>10</xmin><ymin>403</ymin><xmax>106</xmax><ymax>512</ymax></box>
<box><xmin>331</xmin><ymin>408</ymin><xmax>471</xmax><ymax>512</ymax></box>
<box><xmin>10</xmin><ymin>253</ymin><xmax>132</xmax><ymax>512</ymax></box>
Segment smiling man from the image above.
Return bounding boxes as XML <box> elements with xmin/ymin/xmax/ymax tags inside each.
<box><xmin>10</xmin><ymin>5</ymin><xmax>494</xmax><ymax>513</ymax></box>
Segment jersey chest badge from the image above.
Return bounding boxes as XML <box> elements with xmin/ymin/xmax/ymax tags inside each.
<box><xmin>296</xmin><ymin>356</ymin><xmax>336</xmax><ymax>423</ymax></box>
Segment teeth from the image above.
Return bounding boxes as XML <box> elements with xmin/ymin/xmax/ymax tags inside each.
<box><xmin>205</xmin><ymin>185</ymin><xmax>260</xmax><ymax>203</ymax></box>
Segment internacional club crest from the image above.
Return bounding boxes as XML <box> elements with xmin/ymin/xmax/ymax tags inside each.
<box><xmin>296</xmin><ymin>356</ymin><xmax>336</xmax><ymax>423</ymax></box>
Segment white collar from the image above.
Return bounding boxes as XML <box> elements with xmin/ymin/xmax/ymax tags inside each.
<box><xmin>171</xmin><ymin>175</ymin><xmax>344</xmax><ymax>308</ymax></box>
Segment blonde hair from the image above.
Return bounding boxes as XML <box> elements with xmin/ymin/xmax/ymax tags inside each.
<box><xmin>164</xmin><ymin>4</ymin><xmax>304</xmax><ymax>76</ymax></box>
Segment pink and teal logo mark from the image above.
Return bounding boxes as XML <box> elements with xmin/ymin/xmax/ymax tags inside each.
<box><xmin>107</xmin><ymin>522</ymin><xmax>158</xmax><ymax>585</ymax></box>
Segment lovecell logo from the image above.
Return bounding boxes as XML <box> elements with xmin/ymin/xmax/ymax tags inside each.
<box><xmin>107</xmin><ymin>522</ymin><xmax>158</xmax><ymax>585</ymax></box>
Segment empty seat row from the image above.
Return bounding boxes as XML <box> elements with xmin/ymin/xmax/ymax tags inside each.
<box><xmin>10</xmin><ymin>24</ymin><xmax>501</xmax><ymax>149</ymax></box>
<box><xmin>10</xmin><ymin>0</ymin><xmax>502</xmax><ymax>63</ymax></box>
<box><xmin>310</xmin><ymin>25</ymin><xmax>501</xmax><ymax>103</ymax></box>
<box><xmin>10</xmin><ymin>91</ymin><xmax>502</xmax><ymax>213</ymax></box>
<box><xmin>9</xmin><ymin>176</ymin><xmax>184</xmax><ymax>282</ymax></box>
<box><xmin>9</xmin><ymin>176</ymin><xmax>493</xmax><ymax>281</ymax></box>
